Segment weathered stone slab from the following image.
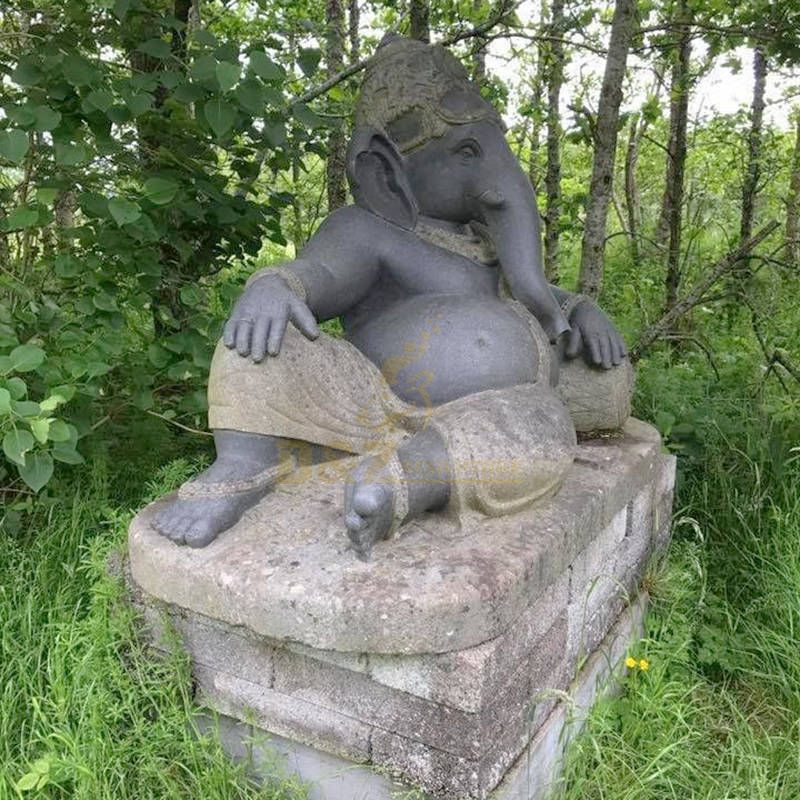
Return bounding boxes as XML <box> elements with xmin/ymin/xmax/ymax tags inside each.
<box><xmin>127</xmin><ymin>418</ymin><xmax>675</xmax><ymax>798</ymax></box>
<box><xmin>129</xmin><ymin>418</ymin><xmax>670</xmax><ymax>655</ymax></box>
<box><xmin>195</xmin><ymin>594</ymin><xmax>649</xmax><ymax>800</ymax></box>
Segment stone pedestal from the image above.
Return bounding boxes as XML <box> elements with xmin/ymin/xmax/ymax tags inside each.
<box><xmin>127</xmin><ymin>419</ymin><xmax>675</xmax><ymax>800</ymax></box>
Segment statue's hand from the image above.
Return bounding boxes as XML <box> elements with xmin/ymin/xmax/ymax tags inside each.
<box><xmin>565</xmin><ymin>300</ymin><xmax>627</xmax><ymax>370</ymax></box>
<box><xmin>222</xmin><ymin>274</ymin><xmax>319</xmax><ymax>361</ymax></box>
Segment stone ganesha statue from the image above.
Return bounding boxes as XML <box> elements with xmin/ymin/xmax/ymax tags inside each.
<box><xmin>154</xmin><ymin>34</ymin><xmax>632</xmax><ymax>559</ymax></box>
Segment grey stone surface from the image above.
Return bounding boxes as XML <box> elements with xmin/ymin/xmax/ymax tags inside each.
<box><xmin>491</xmin><ymin>593</ymin><xmax>649</xmax><ymax>800</ymax></box>
<box><xmin>127</xmin><ymin>419</ymin><xmax>675</xmax><ymax>798</ymax></box>
<box><xmin>194</xmin><ymin>594</ymin><xmax>649</xmax><ymax>800</ymax></box>
<box><xmin>129</xmin><ymin>418</ymin><xmax>671</xmax><ymax>655</ymax></box>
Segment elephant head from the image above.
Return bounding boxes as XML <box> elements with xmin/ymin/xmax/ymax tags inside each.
<box><xmin>345</xmin><ymin>34</ymin><xmax>570</xmax><ymax>342</ymax></box>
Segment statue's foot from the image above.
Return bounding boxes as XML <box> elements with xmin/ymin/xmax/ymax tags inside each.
<box><xmin>153</xmin><ymin>458</ymin><xmax>287</xmax><ymax>548</ymax></box>
<box><xmin>344</xmin><ymin>455</ymin><xmax>404</xmax><ymax>561</ymax></box>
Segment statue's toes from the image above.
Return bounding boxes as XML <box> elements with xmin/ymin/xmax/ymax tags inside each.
<box><xmin>153</xmin><ymin>505</ymin><xmax>187</xmax><ymax>544</ymax></box>
<box><xmin>183</xmin><ymin>516</ymin><xmax>220</xmax><ymax>549</ymax></box>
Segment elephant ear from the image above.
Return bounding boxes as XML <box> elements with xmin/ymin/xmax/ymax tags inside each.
<box><xmin>346</xmin><ymin>126</ymin><xmax>418</xmax><ymax>230</ymax></box>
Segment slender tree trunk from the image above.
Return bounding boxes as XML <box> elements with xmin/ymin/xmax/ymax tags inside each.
<box><xmin>348</xmin><ymin>0</ymin><xmax>360</xmax><ymax>61</ymax></box>
<box><xmin>527</xmin><ymin>0</ymin><xmax>547</xmax><ymax>191</ymax></box>
<box><xmin>623</xmin><ymin>112</ymin><xmax>645</xmax><ymax>264</ymax></box>
<box><xmin>740</xmin><ymin>46</ymin><xmax>767</xmax><ymax>244</ymax></box>
<box><xmin>410</xmin><ymin>0</ymin><xmax>430</xmax><ymax>42</ymax></box>
<box><xmin>325</xmin><ymin>0</ymin><xmax>347</xmax><ymax>211</ymax></box>
<box><xmin>543</xmin><ymin>0</ymin><xmax>565</xmax><ymax>284</ymax></box>
<box><xmin>578</xmin><ymin>0</ymin><xmax>637</xmax><ymax>298</ymax></box>
<box><xmin>786</xmin><ymin>111</ymin><xmax>800</xmax><ymax>268</ymax></box>
<box><xmin>661</xmin><ymin>0</ymin><xmax>691</xmax><ymax>312</ymax></box>
<box><xmin>472</xmin><ymin>0</ymin><xmax>487</xmax><ymax>83</ymax></box>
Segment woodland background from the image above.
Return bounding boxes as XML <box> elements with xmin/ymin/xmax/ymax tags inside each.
<box><xmin>1</xmin><ymin>1</ymin><xmax>800</xmax><ymax>798</ymax></box>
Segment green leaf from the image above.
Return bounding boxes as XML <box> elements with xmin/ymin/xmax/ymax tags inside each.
<box><xmin>29</xmin><ymin>418</ymin><xmax>51</xmax><ymax>444</ymax></box>
<box><xmin>40</xmin><ymin>394</ymin><xmax>66</xmax><ymax>412</ymax></box>
<box><xmin>292</xmin><ymin>103</ymin><xmax>325</xmax><ymax>129</ymax></box>
<box><xmin>191</xmin><ymin>54</ymin><xmax>217</xmax><ymax>82</ymax></box>
<box><xmin>108</xmin><ymin>197</ymin><xmax>141</xmax><ymax>226</ymax></box>
<box><xmin>15</xmin><ymin>770</ymin><xmax>42</xmax><ymax>792</ymax></box>
<box><xmin>54</xmin><ymin>142</ymin><xmax>88</xmax><ymax>166</ymax></box>
<box><xmin>0</xmin><ymin>130</ymin><xmax>29</xmax><ymax>164</ymax></box>
<box><xmin>52</xmin><ymin>442</ymin><xmax>84</xmax><ymax>465</ymax></box>
<box><xmin>249</xmin><ymin>51</ymin><xmax>284</xmax><ymax>81</ymax></box>
<box><xmin>3</xmin><ymin>429</ymin><xmax>34</xmax><ymax>466</ymax></box>
<box><xmin>138</xmin><ymin>38</ymin><xmax>172</xmax><ymax>59</ymax></box>
<box><xmin>215</xmin><ymin>61</ymin><xmax>240</xmax><ymax>92</ymax></box>
<box><xmin>33</xmin><ymin>105</ymin><xmax>61</xmax><ymax>131</ymax></box>
<box><xmin>92</xmin><ymin>292</ymin><xmax>118</xmax><ymax>312</ymax></box>
<box><xmin>193</xmin><ymin>29</ymin><xmax>217</xmax><ymax>47</ymax></box>
<box><xmin>12</xmin><ymin>59</ymin><xmax>42</xmax><ymax>87</ymax></box>
<box><xmin>179</xmin><ymin>285</ymin><xmax>202</xmax><ymax>307</ymax></box>
<box><xmin>5</xmin><ymin>378</ymin><xmax>26</xmax><ymax>399</ymax></box>
<box><xmin>63</xmin><ymin>54</ymin><xmax>95</xmax><ymax>87</ymax></box>
<box><xmin>204</xmin><ymin>98</ymin><xmax>235</xmax><ymax>138</ymax></box>
<box><xmin>10</xmin><ymin>344</ymin><xmax>45</xmax><ymax>372</ymax></box>
<box><xmin>298</xmin><ymin>48</ymin><xmax>321</xmax><ymax>77</ymax></box>
<box><xmin>48</xmin><ymin>420</ymin><xmax>72</xmax><ymax>442</ymax></box>
<box><xmin>235</xmin><ymin>80</ymin><xmax>265</xmax><ymax>114</ymax></box>
<box><xmin>86</xmin><ymin>362</ymin><xmax>112</xmax><ymax>378</ymax></box>
<box><xmin>5</xmin><ymin>206</ymin><xmax>39</xmax><ymax>230</ymax></box>
<box><xmin>19</xmin><ymin>451</ymin><xmax>54</xmax><ymax>492</ymax></box>
<box><xmin>125</xmin><ymin>92</ymin><xmax>154</xmax><ymax>117</ymax></box>
<box><xmin>55</xmin><ymin>253</ymin><xmax>81</xmax><ymax>277</ymax></box>
<box><xmin>13</xmin><ymin>401</ymin><xmax>40</xmax><ymax>417</ymax></box>
<box><xmin>85</xmin><ymin>90</ymin><xmax>113</xmax><ymax>112</ymax></box>
<box><xmin>0</xmin><ymin>387</ymin><xmax>11</xmax><ymax>414</ymax></box>
<box><xmin>37</xmin><ymin>187</ymin><xmax>58</xmax><ymax>205</ymax></box>
<box><xmin>147</xmin><ymin>343</ymin><xmax>171</xmax><ymax>368</ymax></box>
<box><xmin>143</xmin><ymin>177</ymin><xmax>179</xmax><ymax>205</ymax></box>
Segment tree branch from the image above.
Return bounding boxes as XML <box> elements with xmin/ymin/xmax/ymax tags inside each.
<box><xmin>295</xmin><ymin>0</ymin><xmax>519</xmax><ymax>105</ymax></box>
<box><xmin>631</xmin><ymin>220</ymin><xmax>780</xmax><ymax>360</ymax></box>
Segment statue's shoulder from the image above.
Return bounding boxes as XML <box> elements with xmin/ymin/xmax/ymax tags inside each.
<box><xmin>312</xmin><ymin>204</ymin><xmax>404</xmax><ymax>251</ymax></box>
<box><xmin>321</xmin><ymin>204</ymin><xmax>382</xmax><ymax>232</ymax></box>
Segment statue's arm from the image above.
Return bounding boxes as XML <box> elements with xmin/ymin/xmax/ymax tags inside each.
<box><xmin>291</xmin><ymin>207</ymin><xmax>382</xmax><ymax>320</ymax></box>
<box><xmin>547</xmin><ymin>285</ymin><xmax>628</xmax><ymax>369</ymax></box>
<box><xmin>224</xmin><ymin>207</ymin><xmax>382</xmax><ymax>361</ymax></box>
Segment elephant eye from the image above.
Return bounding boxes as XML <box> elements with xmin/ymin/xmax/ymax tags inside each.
<box><xmin>453</xmin><ymin>139</ymin><xmax>481</xmax><ymax>161</ymax></box>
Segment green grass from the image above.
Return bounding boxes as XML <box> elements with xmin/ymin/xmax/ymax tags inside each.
<box><xmin>557</xmin><ymin>371</ymin><xmax>800</xmax><ymax>800</ymax></box>
<box><xmin>0</xmin><ymin>423</ymin><xmax>306</xmax><ymax>799</ymax></box>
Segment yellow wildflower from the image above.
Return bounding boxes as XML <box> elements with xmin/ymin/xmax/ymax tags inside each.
<box><xmin>625</xmin><ymin>656</ymin><xmax>637</xmax><ymax>669</ymax></box>
<box><xmin>639</xmin><ymin>658</ymin><xmax>650</xmax><ymax>671</ymax></box>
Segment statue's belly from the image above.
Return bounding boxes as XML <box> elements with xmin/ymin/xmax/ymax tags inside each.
<box><xmin>347</xmin><ymin>294</ymin><xmax>540</xmax><ymax>406</ymax></box>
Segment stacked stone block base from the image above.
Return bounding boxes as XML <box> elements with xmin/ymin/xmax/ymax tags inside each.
<box><xmin>127</xmin><ymin>419</ymin><xmax>675</xmax><ymax>799</ymax></box>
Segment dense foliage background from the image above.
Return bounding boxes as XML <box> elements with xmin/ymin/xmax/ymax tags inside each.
<box><xmin>1</xmin><ymin>1</ymin><xmax>799</xmax><ymax>798</ymax></box>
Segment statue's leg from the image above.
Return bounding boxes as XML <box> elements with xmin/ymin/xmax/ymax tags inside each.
<box><xmin>344</xmin><ymin>382</ymin><xmax>577</xmax><ymax>558</ymax></box>
<box><xmin>345</xmin><ymin>426</ymin><xmax>451</xmax><ymax>560</ymax></box>
<box><xmin>154</xmin><ymin>326</ymin><xmax>414</xmax><ymax>548</ymax></box>
<box><xmin>153</xmin><ymin>429</ymin><xmax>287</xmax><ymax>548</ymax></box>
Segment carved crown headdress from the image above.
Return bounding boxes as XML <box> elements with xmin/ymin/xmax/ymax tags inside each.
<box><xmin>355</xmin><ymin>33</ymin><xmax>505</xmax><ymax>154</ymax></box>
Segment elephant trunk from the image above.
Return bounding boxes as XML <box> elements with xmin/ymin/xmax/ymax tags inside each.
<box><xmin>475</xmin><ymin>174</ymin><xmax>570</xmax><ymax>343</ymax></box>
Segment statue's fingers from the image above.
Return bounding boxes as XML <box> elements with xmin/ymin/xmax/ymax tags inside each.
<box><xmin>587</xmin><ymin>335</ymin><xmax>602</xmax><ymax>366</ymax></box>
<box><xmin>599</xmin><ymin>336</ymin><xmax>613</xmax><ymax>369</ymax></box>
<box><xmin>610</xmin><ymin>334</ymin><xmax>623</xmax><ymax>366</ymax></box>
<box><xmin>235</xmin><ymin>319</ymin><xmax>253</xmax><ymax>357</ymax></box>
<box><xmin>565</xmin><ymin>326</ymin><xmax>582</xmax><ymax>359</ymax></box>
<box><xmin>266</xmin><ymin>311</ymin><xmax>288</xmax><ymax>356</ymax></box>
<box><xmin>250</xmin><ymin>317</ymin><xmax>271</xmax><ymax>363</ymax></box>
<box><xmin>289</xmin><ymin>299</ymin><xmax>320</xmax><ymax>340</ymax></box>
<box><xmin>223</xmin><ymin>318</ymin><xmax>238</xmax><ymax>348</ymax></box>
